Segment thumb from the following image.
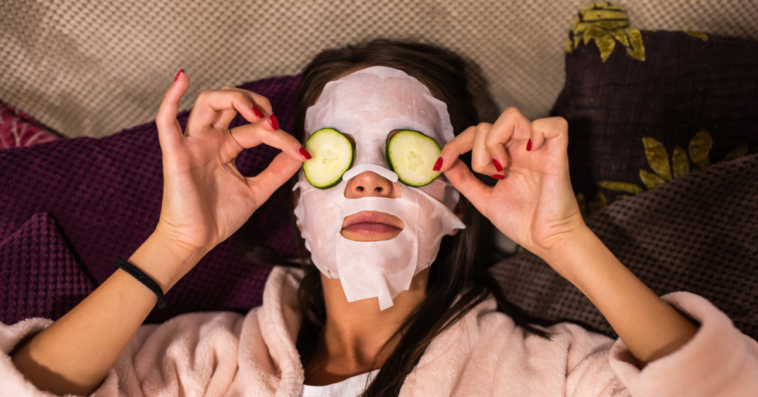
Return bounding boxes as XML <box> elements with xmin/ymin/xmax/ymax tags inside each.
<box><xmin>247</xmin><ymin>152</ymin><xmax>303</xmax><ymax>207</ymax></box>
<box><xmin>156</xmin><ymin>70</ymin><xmax>189</xmax><ymax>153</ymax></box>
<box><xmin>444</xmin><ymin>159</ymin><xmax>492</xmax><ymax>216</ymax></box>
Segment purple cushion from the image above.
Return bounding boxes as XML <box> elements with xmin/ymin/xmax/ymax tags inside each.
<box><xmin>0</xmin><ymin>213</ymin><xmax>96</xmax><ymax>324</ymax></box>
<box><xmin>0</xmin><ymin>75</ymin><xmax>302</xmax><ymax>324</ymax></box>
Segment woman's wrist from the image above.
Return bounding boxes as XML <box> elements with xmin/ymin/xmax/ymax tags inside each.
<box><xmin>128</xmin><ymin>231</ymin><xmax>206</xmax><ymax>293</ymax></box>
<box><xmin>531</xmin><ymin>224</ymin><xmax>598</xmax><ymax>285</ymax></box>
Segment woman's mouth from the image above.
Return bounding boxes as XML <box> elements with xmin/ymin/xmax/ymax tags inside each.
<box><xmin>341</xmin><ymin>211</ymin><xmax>404</xmax><ymax>241</ymax></box>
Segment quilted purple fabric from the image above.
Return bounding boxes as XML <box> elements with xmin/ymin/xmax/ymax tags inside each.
<box><xmin>0</xmin><ymin>75</ymin><xmax>302</xmax><ymax>324</ymax></box>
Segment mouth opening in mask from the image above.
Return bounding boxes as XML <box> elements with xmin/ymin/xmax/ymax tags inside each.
<box><xmin>341</xmin><ymin>210</ymin><xmax>405</xmax><ymax>241</ymax></box>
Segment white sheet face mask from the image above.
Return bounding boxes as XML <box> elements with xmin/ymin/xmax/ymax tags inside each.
<box><xmin>294</xmin><ymin>66</ymin><xmax>465</xmax><ymax>310</ymax></box>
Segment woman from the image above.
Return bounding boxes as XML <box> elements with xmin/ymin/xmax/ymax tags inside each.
<box><xmin>4</xmin><ymin>40</ymin><xmax>757</xmax><ymax>397</ymax></box>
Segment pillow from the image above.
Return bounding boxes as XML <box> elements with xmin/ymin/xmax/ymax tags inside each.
<box><xmin>552</xmin><ymin>3</ymin><xmax>758</xmax><ymax>215</ymax></box>
<box><xmin>0</xmin><ymin>213</ymin><xmax>96</xmax><ymax>325</ymax></box>
<box><xmin>491</xmin><ymin>5</ymin><xmax>758</xmax><ymax>340</ymax></box>
<box><xmin>491</xmin><ymin>152</ymin><xmax>758</xmax><ymax>340</ymax></box>
<box><xmin>0</xmin><ymin>101</ymin><xmax>59</xmax><ymax>149</ymax></box>
<box><xmin>0</xmin><ymin>75</ymin><xmax>302</xmax><ymax>324</ymax></box>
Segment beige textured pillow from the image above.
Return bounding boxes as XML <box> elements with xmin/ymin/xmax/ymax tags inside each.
<box><xmin>1</xmin><ymin>0</ymin><xmax>756</xmax><ymax>138</ymax></box>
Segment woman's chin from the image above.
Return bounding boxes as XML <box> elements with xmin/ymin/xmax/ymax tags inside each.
<box><xmin>340</xmin><ymin>224</ymin><xmax>403</xmax><ymax>241</ymax></box>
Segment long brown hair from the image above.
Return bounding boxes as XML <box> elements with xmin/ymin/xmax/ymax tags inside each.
<box><xmin>291</xmin><ymin>39</ymin><xmax>548</xmax><ymax>396</ymax></box>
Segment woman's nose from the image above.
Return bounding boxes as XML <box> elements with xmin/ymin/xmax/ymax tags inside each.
<box><xmin>345</xmin><ymin>171</ymin><xmax>398</xmax><ymax>198</ymax></box>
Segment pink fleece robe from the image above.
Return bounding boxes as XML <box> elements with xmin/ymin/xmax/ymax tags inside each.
<box><xmin>1</xmin><ymin>266</ymin><xmax>757</xmax><ymax>396</ymax></box>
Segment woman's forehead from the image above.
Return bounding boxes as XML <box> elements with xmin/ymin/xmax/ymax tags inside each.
<box><xmin>305</xmin><ymin>66</ymin><xmax>453</xmax><ymax>145</ymax></box>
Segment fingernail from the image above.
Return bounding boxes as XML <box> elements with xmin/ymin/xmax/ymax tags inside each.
<box><xmin>490</xmin><ymin>174</ymin><xmax>505</xmax><ymax>180</ymax></box>
<box><xmin>252</xmin><ymin>105</ymin><xmax>264</xmax><ymax>119</ymax></box>
<box><xmin>269</xmin><ymin>114</ymin><xmax>279</xmax><ymax>130</ymax></box>
<box><xmin>298</xmin><ymin>146</ymin><xmax>312</xmax><ymax>160</ymax></box>
<box><xmin>493</xmin><ymin>159</ymin><xmax>503</xmax><ymax>172</ymax></box>
<box><xmin>174</xmin><ymin>69</ymin><xmax>184</xmax><ymax>82</ymax></box>
<box><xmin>433</xmin><ymin>157</ymin><xmax>443</xmax><ymax>171</ymax></box>
<box><xmin>526</xmin><ymin>138</ymin><xmax>533</xmax><ymax>152</ymax></box>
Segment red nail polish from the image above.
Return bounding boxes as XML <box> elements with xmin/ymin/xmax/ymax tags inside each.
<box><xmin>526</xmin><ymin>138</ymin><xmax>533</xmax><ymax>152</ymax></box>
<box><xmin>269</xmin><ymin>114</ymin><xmax>279</xmax><ymax>130</ymax></box>
<box><xmin>490</xmin><ymin>174</ymin><xmax>505</xmax><ymax>180</ymax></box>
<box><xmin>433</xmin><ymin>157</ymin><xmax>443</xmax><ymax>172</ymax></box>
<box><xmin>298</xmin><ymin>146</ymin><xmax>312</xmax><ymax>160</ymax></box>
<box><xmin>174</xmin><ymin>69</ymin><xmax>184</xmax><ymax>82</ymax></box>
<box><xmin>252</xmin><ymin>105</ymin><xmax>264</xmax><ymax>119</ymax></box>
<box><xmin>493</xmin><ymin>159</ymin><xmax>503</xmax><ymax>172</ymax></box>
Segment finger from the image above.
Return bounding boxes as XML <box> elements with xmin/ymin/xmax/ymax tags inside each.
<box><xmin>530</xmin><ymin>116</ymin><xmax>569</xmax><ymax>154</ymax></box>
<box><xmin>192</xmin><ymin>89</ymin><xmax>268</xmax><ymax>131</ymax></box>
<box><xmin>212</xmin><ymin>86</ymin><xmax>270</xmax><ymax>128</ymax></box>
<box><xmin>156</xmin><ymin>69</ymin><xmax>189</xmax><ymax>152</ymax></box>
<box><xmin>229</xmin><ymin>123</ymin><xmax>309</xmax><ymax>162</ymax></box>
<box><xmin>485</xmin><ymin>107</ymin><xmax>532</xmax><ymax>162</ymax></box>
<box><xmin>472</xmin><ymin>122</ymin><xmax>500</xmax><ymax>176</ymax></box>
<box><xmin>220</xmin><ymin>86</ymin><xmax>273</xmax><ymax>114</ymax></box>
<box><xmin>247</xmin><ymin>152</ymin><xmax>303</xmax><ymax>205</ymax></box>
<box><xmin>443</xmin><ymin>159</ymin><xmax>492</xmax><ymax>216</ymax></box>
<box><xmin>437</xmin><ymin>125</ymin><xmax>476</xmax><ymax>173</ymax></box>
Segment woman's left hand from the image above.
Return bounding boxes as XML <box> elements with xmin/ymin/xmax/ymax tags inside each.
<box><xmin>438</xmin><ymin>107</ymin><xmax>586</xmax><ymax>268</ymax></box>
<box><xmin>440</xmin><ymin>108</ymin><xmax>701</xmax><ymax>364</ymax></box>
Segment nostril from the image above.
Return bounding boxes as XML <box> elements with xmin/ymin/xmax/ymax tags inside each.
<box><xmin>376</xmin><ymin>187</ymin><xmax>383</xmax><ymax>193</ymax></box>
<box><xmin>357</xmin><ymin>186</ymin><xmax>365</xmax><ymax>192</ymax></box>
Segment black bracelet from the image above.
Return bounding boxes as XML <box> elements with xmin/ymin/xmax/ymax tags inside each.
<box><xmin>113</xmin><ymin>257</ymin><xmax>167</xmax><ymax>309</ymax></box>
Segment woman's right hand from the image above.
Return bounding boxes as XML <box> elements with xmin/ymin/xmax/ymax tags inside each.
<box><xmin>10</xmin><ymin>71</ymin><xmax>310</xmax><ymax>396</ymax></box>
<box><xmin>153</xmin><ymin>70</ymin><xmax>309</xmax><ymax>285</ymax></box>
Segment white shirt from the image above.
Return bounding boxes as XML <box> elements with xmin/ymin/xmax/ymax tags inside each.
<box><xmin>302</xmin><ymin>370</ymin><xmax>380</xmax><ymax>397</ymax></box>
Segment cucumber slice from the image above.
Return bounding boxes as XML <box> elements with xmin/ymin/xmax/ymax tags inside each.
<box><xmin>386</xmin><ymin>130</ymin><xmax>442</xmax><ymax>187</ymax></box>
<box><xmin>303</xmin><ymin>128</ymin><xmax>354</xmax><ymax>189</ymax></box>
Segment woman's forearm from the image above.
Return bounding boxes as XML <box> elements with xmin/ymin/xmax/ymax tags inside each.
<box><xmin>542</xmin><ymin>226</ymin><xmax>698</xmax><ymax>366</ymax></box>
<box><xmin>11</xmin><ymin>232</ymin><xmax>200</xmax><ymax>396</ymax></box>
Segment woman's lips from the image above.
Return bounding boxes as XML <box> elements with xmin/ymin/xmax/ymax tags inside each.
<box><xmin>341</xmin><ymin>211</ymin><xmax>404</xmax><ymax>237</ymax></box>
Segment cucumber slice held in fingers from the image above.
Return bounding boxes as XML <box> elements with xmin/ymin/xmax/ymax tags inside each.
<box><xmin>386</xmin><ymin>130</ymin><xmax>442</xmax><ymax>187</ymax></box>
<box><xmin>303</xmin><ymin>128</ymin><xmax>354</xmax><ymax>189</ymax></box>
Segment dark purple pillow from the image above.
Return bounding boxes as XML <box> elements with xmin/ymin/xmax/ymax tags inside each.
<box><xmin>0</xmin><ymin>75</ymin><xmax>302</xmax><ymax>324</ymax></box>
<box><xmin>553</xmin><ymin>29</ymin><xmax>758</xmax><ymax>215</ymax></box>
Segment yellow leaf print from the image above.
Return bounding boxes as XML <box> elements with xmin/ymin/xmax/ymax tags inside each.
<box><xmin>598</xmin><ymin>181</ymin><xmax>644</xmax><ymax>194</ymax></box>
<box><xmin>595</xmin><ymin>34</ymin><xmax>617</xmax><ymax>62</ymax></box>
<box><xmin>723</xmin><ymin>144</ymin><xmax>748</xmax><ymax>162</ymax></box>
<box><xmin>588</xmin><ymin>191</ymin><xmax>607</xmax><ymax>216</ymax></box>
<box><xmin>640</xmin><ymin>169</ymin><xmax>667</xmax><ymax>189</ymax></box>
<box><xmin>688</xmin><ymin>130</ymin><xmax>713</xmax><ymax>170</ymax></box>
<box><xmin>576</xmin><ymin>192</ymin><xmax>607</xmax><ymax>218</ymax></box>
<box><xmin>683</xmin><ymin>30</ymin><xmax>709</xmax><ymax>41</ymax></box>
<box><xmin>625</xmin><ymin>28</ymin><xmax>646</xmax><ymax>61</ymax></box>
<box><xmin>592</xmin><ymin>129</ymin><xmax>750</xmax><ymax>204</ymax></box>
<box><xmin>672</xmin><ymin>145</ymin><xmax>690</xmax><ymax>178</ymax></box>
<box><xmin>567</xmin><ymin>2</ymin><xmax>645</xmax><ymax>62</ymax></box>
<box><xmin>642</xmin><ymin>137</ymin><xmax>672</xmax><ymax>181</ymax></box>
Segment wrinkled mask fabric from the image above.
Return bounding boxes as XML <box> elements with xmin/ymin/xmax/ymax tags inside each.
<box><xmin>294</xmin><ymin>66</ymin><xmax>465</xmax><ymax>310</ymax></box>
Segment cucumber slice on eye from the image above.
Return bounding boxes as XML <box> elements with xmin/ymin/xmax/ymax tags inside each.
<box><xmin>386</xmin><ymin>130</ymin><xmax>442</xmax><ymax>187</ymax></box>
<box><xmin>303</xmin><ymin>128</ymin><xmax>354</xmax><ymax>189</ymax></box>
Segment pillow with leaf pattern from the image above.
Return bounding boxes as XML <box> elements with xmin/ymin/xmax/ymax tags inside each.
<box><xmin>552</xmin><ymin>3</ymin><xmax>758</xmax><ymax>217</ymax></box>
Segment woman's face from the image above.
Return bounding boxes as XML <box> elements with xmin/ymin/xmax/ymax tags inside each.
<box><xmin>293</xmin><ymin>66</ymin><xmax>465</xmax><ymax>309</ymax></box>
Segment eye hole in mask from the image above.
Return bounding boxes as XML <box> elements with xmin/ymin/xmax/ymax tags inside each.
<box><xmin>303</xmin><ymin>128</ymin><xmax>443</xmax><ymax>189</ymax></box>
<box><xmin>302</xmin><ymin>128</ymin><xmax>355</xmax><ymax>189</ymax></box>
<box><xmin>386</xmin><ymin>129</ymin><xmax>443</xmax><ymax>187</ymax></box>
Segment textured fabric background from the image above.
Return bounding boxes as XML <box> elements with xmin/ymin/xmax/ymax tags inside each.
<box><xmin>0</xmin><ymin>101</ymin><xmax>59</xmax><ymax>149</ymax></box>
<box><xmin>553</xmin><ymin>29</ymin><xmax>758</xmax><ymax>210</ymax></box>
<box><xmin>0</xmin><ymin>75</ymin><xmax>300</xmax><ymax>324</ymax></box>
<box><xmin>1</xmin><ymin>1</ymin><xmax>757</xmax><ymax>138</ymax></box>
<box><xmin>491</xmin><ymin>153</ymin><xmax>758</xmax><ymax>340</ymax></box>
